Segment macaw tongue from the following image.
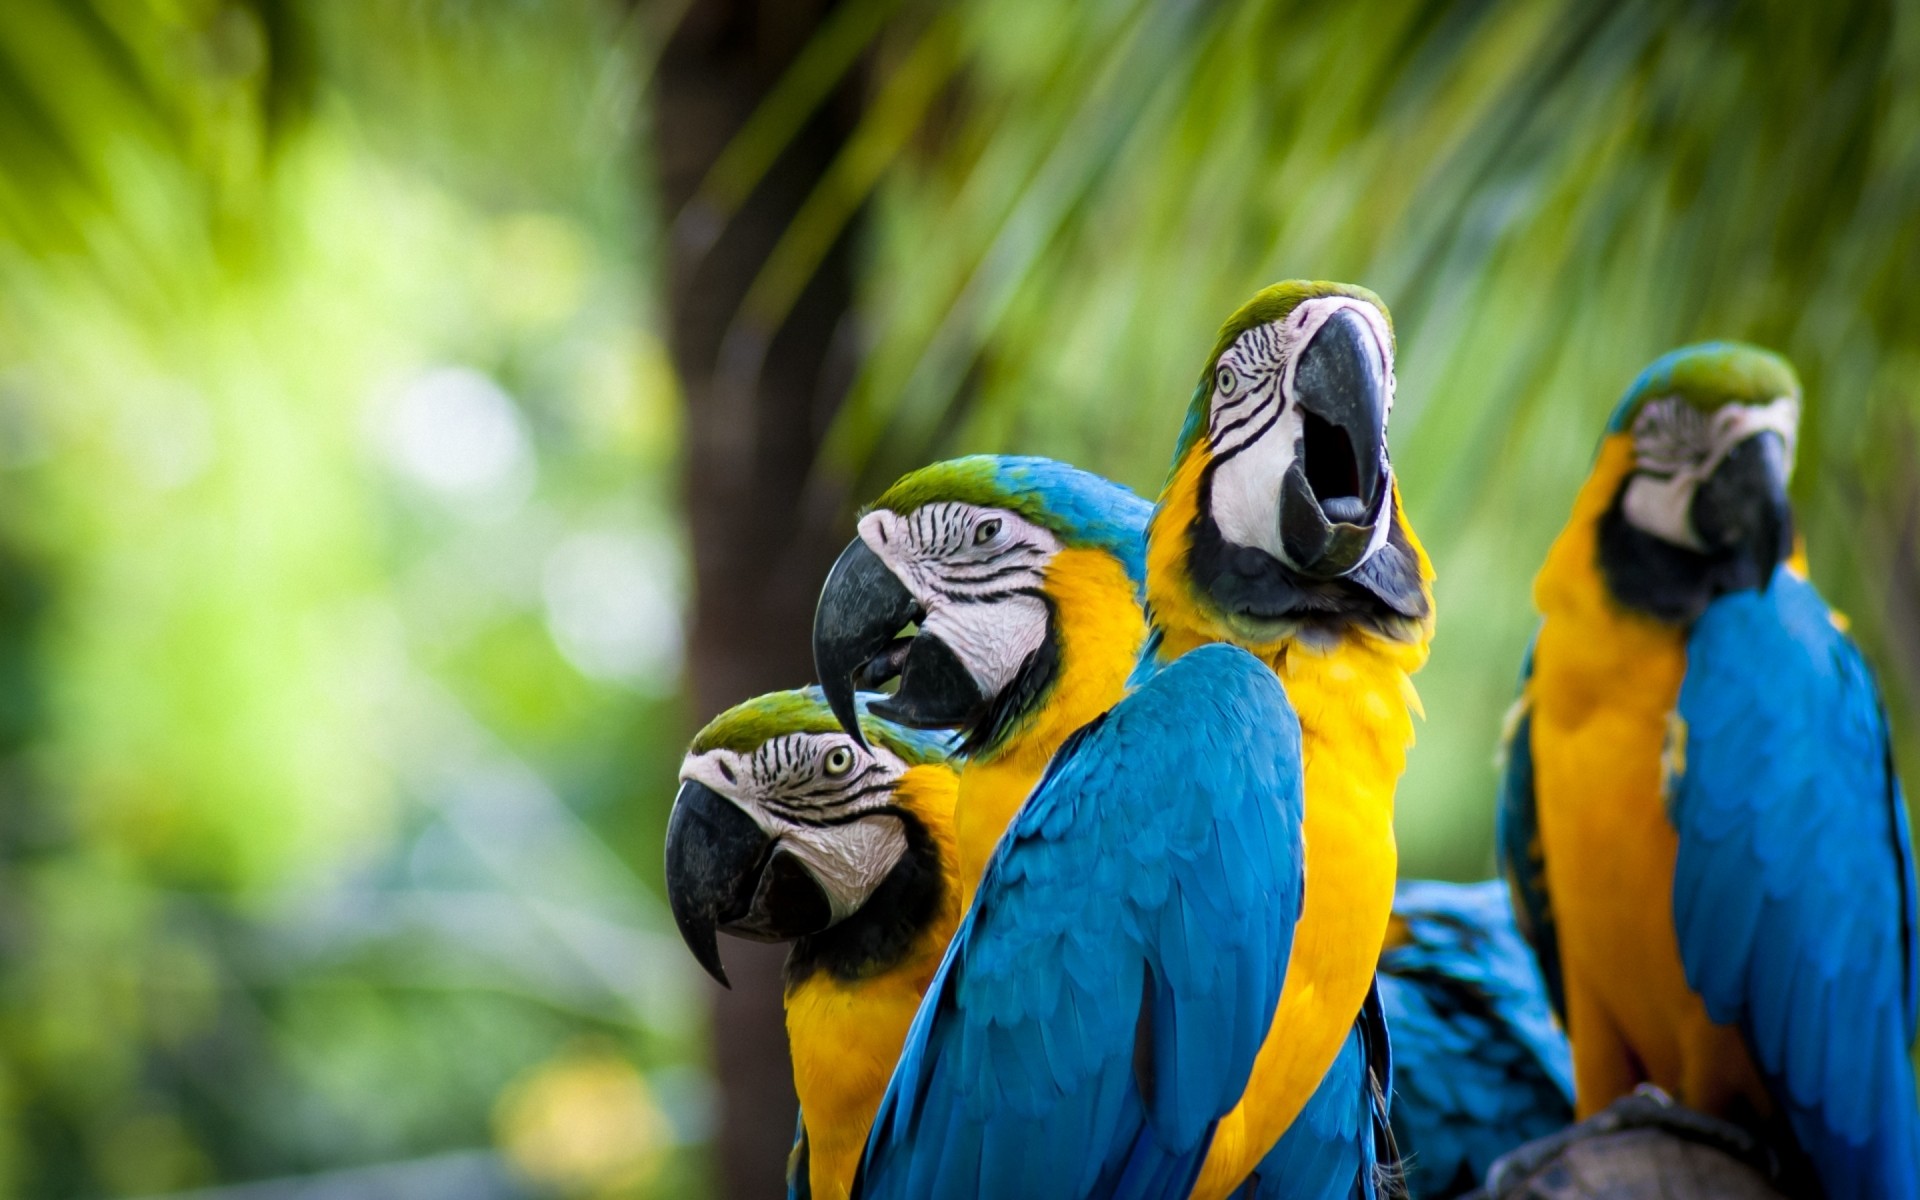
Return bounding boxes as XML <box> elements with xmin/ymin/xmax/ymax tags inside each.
<box><xmin>854</xmin><ymin>637</ymin><xmax>915</xmax><ymax>690</ymax></box>
<box><xmin>1320</xmin><ymin>495</ymin><xmax>1369</xmax><ymax>524</ymax></box>
<box><xmin>1279</xmin><ymin>463</ymin><xmax>1378</xmax><ymax>580</ymax></box>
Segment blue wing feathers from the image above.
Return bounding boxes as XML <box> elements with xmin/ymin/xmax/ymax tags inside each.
<box><xmin>1378</xmin><ymin>880</ymin><xmax>1573</xmax><ymax>1199</ymax></box>
<box><xmin>1893</xmin><ymin>767</ymin><xmax>1917</xmax><ymax>1036</ymax></box>
<box><xmin>1671</xmin><ymin>569</ymin><xmax>1920</xmax><ymax>1200</ymax></box>
<box><xmin>855</xmin><ymin>643</ymin><xmax>1307</xmax><ymax>1200</ymax></box>
<box><xmin>1233</xmin><ymin>992</ymin><xmax>1385</xmax><ymax>1200</ymax></box>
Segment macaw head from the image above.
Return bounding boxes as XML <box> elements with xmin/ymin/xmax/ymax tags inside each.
<box><xmin>664</xmin><ymin>687</ymin><xmax>957</xmax><ymax>987</ymax></box>
<box><xmin>811</xmin><ymin>455</ymin><xmax>1150</xmax><ymax>754</ymax></box>
<box><xmin>1148</xmin><ymin>281</ymin><xmax>1431</xmax><ymax>654</ymax></box>
<box><xmin>1593</xmin><ymin>342</ymin><xmax>1799</xmax><ymax>623</ymax></box>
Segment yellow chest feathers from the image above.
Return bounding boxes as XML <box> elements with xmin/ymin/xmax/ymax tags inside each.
<box><xmin>1531</xmin><ymin>437</ymin><xmax>1687</xmax><ymax>729</ymax></box>
<box><xmin>1525</xmin><ymin>436</ymin><xmax>1778</xmax><ymax>1116</ymax></box>
<box><xmin>952</xmin><ymin>546</ymin><xmax>1147</xmax><ymax>905</ymax></box>
<box><xmin>784</xmin><ymin>765</ymin><xmax>960</xmax><ymax>1200</ymax></box>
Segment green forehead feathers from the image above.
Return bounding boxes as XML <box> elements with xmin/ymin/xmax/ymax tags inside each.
<box><xmin>1607</xmin><ymin>341</ymin><xmax>1802</xmax><ymax>433</ymax></box>
<box><xmin>1168</xmin><ymin>281</ymin><xmax>1393</xmax><ymax>468</ymax></box>
<box><xmin>871</xmin><ymin>456</ymin><xmax>1041</xmax><ymax>521</ymax></box>
<box><xmin>1200</xmin><ymin>281</ymin><xmax>1394</xmax><ymax>381</ymax></box>
<box><xmin>690</xmin><ymin>687</ymin><xmax>953</xmax><ymax>766</ymax></box>
<box><xmin>867</xmin><ymin>455</ymin><xmax>1151</xmax><ymax>581</ymax></box>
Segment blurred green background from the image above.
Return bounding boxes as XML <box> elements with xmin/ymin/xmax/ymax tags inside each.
<box><xmin>0</xmin><ymin>1</ymin><xmax>1913</xmax><ymax>1197</ymax></box>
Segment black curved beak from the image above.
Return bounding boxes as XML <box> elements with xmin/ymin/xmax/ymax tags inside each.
<box><xmin>1692</xmin><ymin>431</ymin><xmax>1792</xmax><ymax>587</ymax></box>
<box><xmin>813</xmin><ymin>537</ymin><xmax>921</xmax><ymax>748</ymax></box>
<box><xmin>664</xmin><ymin>780</ymin><xmax>834</xmax><ymax>987</ymax></box>
<box><xmin>811</xmin><ymin>535</ymin><xmax>988</xmax><ymax>740</ymax></box>
<box><xmin>1278</xmin><ymin>308</ymin><xmax>1391</xmax><ymax>579</ymax></box>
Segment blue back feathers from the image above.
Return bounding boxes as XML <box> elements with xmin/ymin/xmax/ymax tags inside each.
<box><xmin>1670</xmin><ymin>567</ymin><xmax>1920</xmax><ymax>1200</ymax></box>
<box><xmin>787</xmin><ymin>1111</ymin><xmax>812</xmax><ymax>1200</ymax></box>
<box><xmin>853</xmin><ymin>643</ymin><xmax>1306</xmax><ymax>1200</ymax></box>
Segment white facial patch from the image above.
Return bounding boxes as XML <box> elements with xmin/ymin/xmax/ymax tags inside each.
<box><xmin>1207</xmin><ymin>296</ymin><xmax>1397</xmax><ymax>571</ymax></box>
<box><xmin>857</xmin><ymin>504</ymin><xmax>1060</xmax><ymax>698</ymax></box>
<box><xmin>680</xmin><ymin>735</ymin><xmax>912</xmax><ymax>924</ymax></box>
<box><xmin>1621</xmin><ymin>394</ymin><xmax>1799</xmax><ymax>550</ymax></box>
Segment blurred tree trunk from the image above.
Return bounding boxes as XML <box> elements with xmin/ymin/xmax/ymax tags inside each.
<box><xmin>653</xmin><ymin>1</ymin><xmax>864</xmax><ymax>1195</ymax></box>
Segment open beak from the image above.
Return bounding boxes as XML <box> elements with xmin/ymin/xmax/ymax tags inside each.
<box><xmin>1691</xmin><ymin>431</ymin><xmax>1792</xmax><ymax>586</ymax></box>
<box><xmin>1277</xmin><ymin>308</ymin><xmax>1391</xmax><ymax>579</ymax></box>
<box><xmin>663</xmin><ymin>780</ymin><xmax>834</xmax><ymax>987</ymax></box>
<box><xmin>812</xmin><ymin>536</ymin><xmax>988</xmax><ymax>742</ymax></box>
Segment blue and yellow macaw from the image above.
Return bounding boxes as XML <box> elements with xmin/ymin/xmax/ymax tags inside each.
<box><xmin>662</xmin><ymin>689</ymin><xmax>961</xmax><ymax>1200</ymax></box>
<box><xmin>1499</xmin><ymin>342</ymin><xmax>1920</xmax><ymax>1199</ymax></box>
<box><xmin>1135</xmin><ymin>282</ymin><xmax>1433</xmax><ymax>1200</ymax></box>
<box><xmin>1377</xmin><ymin>880</ymin><xmax>1573</xmax><ymax>1198</ymax></box>
<box><xmin>812</xmin><ymin>455</ymin><xmax>1153</xmax><ymax>908</ymax></box>
<box><xmin>817</xmin><ymin>282</ymin><xmax>1428</xmax><ymax>1199</ymax></box>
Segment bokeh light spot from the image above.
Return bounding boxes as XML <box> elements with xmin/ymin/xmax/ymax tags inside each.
<box><xmin>383</xmin><ymin>366</ymin><xmax>534</xmax><ymax>505</ymax></box>
<box><xmin>542</xmin><ymin>528</ymin><xmax>683</xmax><ymax>688</ymax></box>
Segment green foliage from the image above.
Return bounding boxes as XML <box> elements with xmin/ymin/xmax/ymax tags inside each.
<box><xmin>1</xmin><ymin>1</ymin><xmax>1916</xmax><ymax>1196</ymax></box>
<box><xmin>0</xmin><ymin>3</ymin><xmax>701</xmax><ymax>1197</ymax></box>
<box><xmin>805</xmin><ymin>0</ymin><xmax>1920</xmax><ymax>877</ymax></box>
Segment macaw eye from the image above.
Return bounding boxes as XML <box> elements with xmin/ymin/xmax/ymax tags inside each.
<box><xmin>973</xmin><ymin>519</ymin><xmax>1002</xmax><ymax>546</ymax></box>
<box><xmin>1216</xmin><ymin>364</ymin><xmax>1237</xmax><ymax>394</ymax></box>
<box><xmin>822</xmin><ymin>746</ymin><xmax>854</xmax><ymax>777</ymax></box>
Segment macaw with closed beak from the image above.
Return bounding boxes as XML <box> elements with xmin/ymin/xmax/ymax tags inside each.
<box><xmin>663</xmin><ymin>688</ymin><xmax>960</xmax><ymax>1200</ymax></box>
<box><xmin>812</xmin><ymin>454</ymin><xmax>1152</xmax><ymax>909</ymax></box>
<box><xmin>1499</xmin><ymin>342</ymin><xmax>1920</xmax><ymax>1199</ymax></box>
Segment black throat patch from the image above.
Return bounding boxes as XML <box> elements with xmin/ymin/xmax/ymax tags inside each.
<box><xmin>1595</xmin><ymin>478</ymin><xmax>1791</xmax><ymax>626</ymax></box>
<box><xmin>1185</xmin><ymin>462</ymin><xmax>1429</xmax><ymax>646</ymax></box>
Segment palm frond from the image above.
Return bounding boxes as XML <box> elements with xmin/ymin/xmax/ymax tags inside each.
<box><xmin>717</xmin><ymin>0</ymin><xmax>1919</xmax><ymax>874</ymax></box>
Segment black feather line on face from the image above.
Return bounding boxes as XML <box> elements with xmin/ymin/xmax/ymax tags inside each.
<box><xmin>760</xmin><ymin>778</ymin><xmax>896</xmax><ymax>824</ymax></box>
<box><xmin>943</xmin><ymin>560</ymin><xmax>1038</xmax><ymax>586</ymax></box>
<box><xmin>938</xmin><ymin>585</ymin><xmax>1047</xmax><ymax>606</ymax></box>
<box><xmin>961</xmin><ymin>597</ymin><xmax>1062</xmax><ymax>758</ymax></box>
<box><xmin>1208</xmin><ymin>396</ymin><xmax>1286</xmax><ymax>469</ymax></box>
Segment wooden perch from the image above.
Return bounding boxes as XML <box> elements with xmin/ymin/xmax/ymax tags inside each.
<box><xmin>1468</xmin><ymin>1088</ymin><xmax>1790</xmax><ymax>1200</ymax></box>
